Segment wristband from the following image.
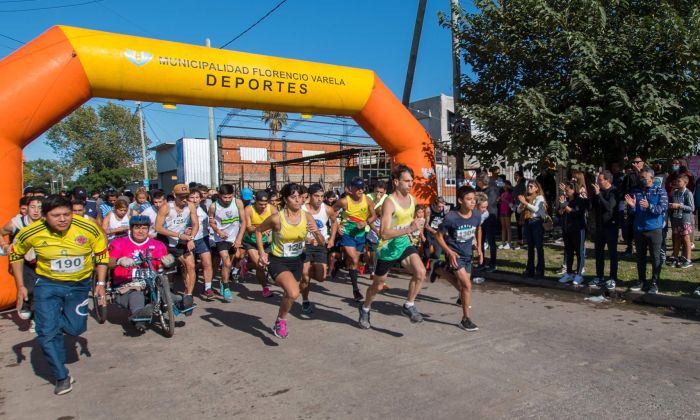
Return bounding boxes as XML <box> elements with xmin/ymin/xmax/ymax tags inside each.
<box><xmin>97</xmin><ymin>281</ymin><xmax>106</xmax><ymax>287</ymax></box>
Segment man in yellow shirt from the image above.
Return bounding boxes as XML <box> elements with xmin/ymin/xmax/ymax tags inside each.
<box><xmin>10</xmin><ymin>195</ymin><xmax>108</xmax><ymax>396</ymax></box>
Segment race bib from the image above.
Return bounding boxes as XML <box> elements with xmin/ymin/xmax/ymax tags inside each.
<box><xmin>281</xmin><ymin>241</ymin><xmax>304</xmax><ymax>257</ymax></box>
<box><xmin>50</xmin><ymin>256</ymin><xmax>85</xmax><ymax>273</ymax></box>
<box><xmin>455</xmin><ymin>226</ymin><xmax>475</xmax><ymax>242</ymax></box>
<box><xmin>430</xmin><ymin>217</ymin><xmax>443</xmax><ymax>229</ymax></box>
<box><xmin>131</xmin><ymin>268</ymin><xmax>149</xmax><ymax>279</ymax></box>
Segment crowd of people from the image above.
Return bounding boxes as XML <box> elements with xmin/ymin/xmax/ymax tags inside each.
<box><xmin>3</xmin><ymin>155</ymin><xmax>700</xmax><ymax>396</ymax></box>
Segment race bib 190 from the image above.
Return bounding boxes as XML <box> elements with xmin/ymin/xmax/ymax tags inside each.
<box><xmin>50</xmin><ymin>256</ymin><xmax>85</xmax><ymax>273</ymax></box>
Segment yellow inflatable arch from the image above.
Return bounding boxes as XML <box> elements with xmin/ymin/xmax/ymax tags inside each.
<box><xmin>0</xmin><ymin>26</ymin><xmax>437</xmax><ymax>309</ymax></box>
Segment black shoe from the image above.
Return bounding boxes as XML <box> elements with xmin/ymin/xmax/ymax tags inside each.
<box><xmin>427</xmin><ymin>258</ymin><xmax>438</xmax><ymax>283</ymax></box>
<box><xmin>484</xmin><ymin>265</ymin><xmax>497</xmax><ymax>273</ymax></box>
<box><xmin>54</xmin><ymin>376</ymin><xmax>75</xmax><ymax>395</ymax></box>
<box><xmin>621</xmin><ymin>250</ymin><xmax>633</xmax><ymax>258</ymax></box>
<box><xmin>534</xmin><ymin>271</ymin><xmax>545</xmax><ymax>279</ymax></box>
<box><xmin>459</xmin><ymin>318</ymin><xmax>479</xmax><ymax>331</ymax></box>
<box><xmin>629</xmin><ymin>281</ymin><xmax>643</xmax><ymax>292</ymax></box>
<box><xmin>456</xmin><ymin>297</ymin><xmax>462</xmax><ymax>306</ymax></box>
<box><xmin>522</xmin><ymin>270</ymin><xmax>534</xmax><ymax>278</ymax></box>
<box><xmin>647</xmin><ymin>283</ymin><xmax>658</xmax><ymax>294</ymax></box>
<box><xmin>128</xmin><ymin>304</ymin><xmax>154</xmax><ymax>322</ymax></box>
<box><xmin>134</xmin><ymin>321</ymin><xmax>147</xmax><ymax>332</ymax></box>
<box><xmin>353</xmin><ymin>289</ymin><xmax>364</xmax><ymax>302</ymax></box>
<box><xmin>665</xmin><ymin>256</ymin><xmax>677</xmax><ymax>266</ymax></box>
<box><xmin>182</xmin><ymin>294</ymin><xmax>194</xmax><ymax>316</ymax></box>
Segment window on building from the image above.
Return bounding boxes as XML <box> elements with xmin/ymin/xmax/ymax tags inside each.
<box><xmin>302</xmin><ymin>150</ymin><xmax>323</xmax><ymax>158</ymax></box>
<box><xmin>240</xmin><ymin>147</ymin><xmax>268</xmax><ymax>163</ymax></box>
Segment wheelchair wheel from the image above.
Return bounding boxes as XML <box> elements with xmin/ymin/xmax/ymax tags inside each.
<box><xmin>91</xmin><ymin>280</ymin><xmax>107</xmax><ymax>324</ymax></box>
<box><xmin>157</xmin><ymin>275</ymin><xmax>175</xmax><ymax>337</ymax></box>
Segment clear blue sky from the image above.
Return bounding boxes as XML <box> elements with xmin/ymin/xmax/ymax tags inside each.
<box><xmin>0</xmin><ymin>0</ymin><xmax>476</xmax><ymax>161</ymax></box>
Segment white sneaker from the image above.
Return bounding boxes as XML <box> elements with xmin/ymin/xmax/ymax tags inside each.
<box><xmin>692</xmin><ymin>242</ymin><xmax>696</xmax><ymax>250</ymax></box>
<box><xmin>694</xmin><ymin>286</ymin><xmax>700</xmax><ymax>297</ymax></box>
<box><xmin>556</xmin><ymin>266</ymin><xmax>567</xmax><ymax>275</ymax></box>
<box><xmin>29</xmin><ymin>320</ymin><xmax>36</xmax><ymax>334</ymax></box>
<box><xmin>484</xmin><ymin>243</ymin><xmax>489</xmax><ymax>250</ymax></box>
<box><xmin>558</xmin><ymin>274</ymin><xmax>573</xmax><ymax>283</ymax></box>
<box><xmin>581</xmin><ymin>267</ymin><xmax>586</xmax><ymax>274</ymax></box>
<box><xmin>498</xmin><ymin>243</ymin><xmax>505</xmax><ymax>250</ymax></box>
<box><xmin>503</xmin><ymin>243</ymin><xmax>511</xmax><ymax>250</ymax></box>
<box><xmin>573</xmin><ymin>274</ymin><xmax>584</xmax><ymax>285</ymax></box>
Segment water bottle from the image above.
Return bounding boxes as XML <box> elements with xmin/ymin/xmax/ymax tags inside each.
<box><xmin>472</xmin><ymin>277</ymin><xmax>485</xmax><ymax>285</ymax></box>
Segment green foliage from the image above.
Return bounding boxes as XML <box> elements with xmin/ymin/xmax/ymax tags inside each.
<box><xmin>451</xmin><ymin>0</ymin><xmax>700</xmax><ymax>167</ymax></box>
<box><xmin>23</xmin><ymin>159</ymin><xmax>74</xmax><ymax>191</ymax></box>
<box><xmin>73</xmin><ymin>167</ymin><xmax>142</xmax><ymax>192</ymax></box>
<box><xmin>46</xmin><ymin>102</ymin><xmax>151</xmax><ymax>174</ymax></box>
<box><xmin>261</xmin><ymin>111</ymin><xmax>288</xmax><ymax>138</ymax></box>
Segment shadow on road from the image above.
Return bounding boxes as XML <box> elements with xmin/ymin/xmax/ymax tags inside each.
<box><xmin>201</xmin><ymin>307</ymin><xmax>279</xmax><ymax>347</ymax></box>
<box><xmin>11</xmin><ymin>336</ymin><xmax>91</xmax><ymax>383</ymax></box>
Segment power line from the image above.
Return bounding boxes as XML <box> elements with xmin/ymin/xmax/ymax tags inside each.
<box><xmin>219</xmin><ymin>0</ymin><xmax>288</xmax><ymax>49</ymax></box>
<box><xmin>0</xmin><ymin>0</ymin><xmax>44</xmax><ymax>3</ymax></box>
<box><xmin>0</xmin><ymin>0</ymin><xmax>104</xmax><ymax>12</ymax></box>
<box><xmin>0</xmin><ymin>32</ymin><xmax>23</xmax><ymax>44</ymax></box>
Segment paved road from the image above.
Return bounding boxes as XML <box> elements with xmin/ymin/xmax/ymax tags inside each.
<box><xmin>1</xmin><ymin>272</ymin><xmax>699</xmax><ymax>419</ymax></box>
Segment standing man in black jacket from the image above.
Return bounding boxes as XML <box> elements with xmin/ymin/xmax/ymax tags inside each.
<box><xmin>621</xmin><ymin>156</ymin><xmax>645</xmax><ymax>256</ymax></box>
<box><xmin>591</xmin><ymin>170</ymin><xmax>619</xmax><ymax>290</ymax></box>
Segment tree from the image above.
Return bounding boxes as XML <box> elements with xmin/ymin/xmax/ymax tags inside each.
<box><xmin>46</xmin><ymin>102</ymin><xmax>152</xmax><ymax>175</ymax></box>
<box><xmin>262</xmin><ymin>111</ymin><xmax>289</xmax><ymax>180</ymax></box>
<box><xmin>449</xmin><ymin>0</ymin><xmax>700</xmax><ymax>168</ymax></box>
<box><xmin>73</xmin><ymin>167</ymin><xmax>142</xmax><ymax>193</ymax></box>
<box><xmin>23</xmin><ymin>159</ymin><xmax>74</xmax><ymax>192</ymax></box>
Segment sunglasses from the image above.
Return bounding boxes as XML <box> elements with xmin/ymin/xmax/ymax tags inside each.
<box><xmin>632</xmin><ymin>160</ymin><xmax>643</xmax><ymax>164</ymax></box>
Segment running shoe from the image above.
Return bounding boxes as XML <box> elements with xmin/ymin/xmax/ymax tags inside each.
<box><xmin>301</xmin><ymin>301</ymin><xmax>313</xmax><ymax>314</ymax></box>
<box><xmin>401</xmin><ymin>304</ymin><xmax>423</xmax><ymax>323</ymax></box>
<box><xmin>647</xmin><ymin>283</ymin><xmax>659</xmax><ymax>295</ymax></box>
<box><xmin>605</xmin><ymin>279</ymin><xmax>616</xmax><ymax>290</ymax></box>
<box><xmin>222</xmin><ymin>287</ymin><xmax>233</xmax><ymax>302</ymax></box>
<box><xmin>358</xmin><ymin>307</ymin><xmax>371</xmax><ymax>329</ymax></box>
<box><xmin>134</xmin><ymin>322</ymin><xmax>146</xmax><ymax>332</ymax></box>
<box><xmin>29</xmin><ymin>319</ymin><xmax>36</xmax><ymax>334</ymax></box>
<box><xmin>231</xmin><ymin>267</ymin><xmax>240</xmax><ymax>282</ymax></box>
<box><xmin>182</xmin><ymin>294</ymin><xmax>194</xmax><ymax>316</ymax></box>
<box><xmin>665</xmin><ymin>256</ymin><xmax>677</xmax><ymax>266</ymax></box>
<box><xmin>353</xmin><ymin>289</ymin><xmax>364</xmax><ymax>302</ymax></box>
<box><xmin>498</xmin><ymin>243</ymin><xmax>505</xmax><ymax>250</ymax></box>
<box><xmin>629</xmin><ymin>281</ymin><xmax>643</xmax><ymax>292</ymax></box>
<box><xmin>262</xmin><ymin>286</ymin><xmax>273</xmax><ymax>298</ymax></box>
<box><xmin>677</xmin><ymin>258</ymin><xmax>693</xmax><ymax>269</ymax></box>
<box><xmin>54</xmin><ymin>376</ymin><xmax>75</xmax><ymax>396</ymax></box>
<box><xmin>556</xmin><ymin>266</ymin><xmax>567</xmax><ymax>275</ymax></box>
<box><xmin>203</xmin><ymin>288</ymin><xmax>215</xmax><ymax>300</ymax></box>
<box><xmin>429</xmin><ymin>260</ymin><xmax>441</xmax><ymax>283</ymax></box>
<box><xmin>558</xmin><ymin>273</ymin><xmax>573</xmax><ymax>283</ymax></box>
<box><xmin>272</xmin><ymin>318</ymin><xmax>288</xmax><ymax>338</ymax></box>
<box><xmin>693</xmin><ymin>286</ymin><xmax>700</xmax><ymax>297</ymax></box>
<box><xmin>503</xmin><ymin>242</ymin><xmax>511</xmax><ymax>250</ymax></box>
<box><xmin>459</xmin><ymin>318</ymin><xmax>479</xmax><ymax>331</ymax></box>
<box><xmin>588</xmin><ymin>277</ymin><xmax>603</xmax><ymax>287</ymax></box>
<box><xmin>484</xmin><ymin>265</ymin><xmax>497</xmax><ymax>273</ymax></box>
<box><xmin>572</xmin><ymin>274</ymin><xmax>584</xmax><ymax>285</ymax></box>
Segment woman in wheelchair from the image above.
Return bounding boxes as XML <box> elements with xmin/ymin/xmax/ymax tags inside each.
<box><xmin>107</xmin><ymin>216</ymin><xmax>174</xmax><ymax>331</ymax></box>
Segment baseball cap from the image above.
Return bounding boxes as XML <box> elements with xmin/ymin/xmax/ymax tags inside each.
<box><xmin>241</xmin><ymin>187</ymin><xmax>254</xmax><ymax>201</ymax></box>
<box><xmin>72</xmin><ymin>186</ymin><xmax>87</xmax><ymax>199</ymax></box>
<box><xmin>350</xmin><ymin>177</ymin><xmax>366</xmax><ymax>189</ymax></box>
<box><xmin>172</xmin><ymin>184</ymin><xmax>190</xmax><ymax>195</ymax></box>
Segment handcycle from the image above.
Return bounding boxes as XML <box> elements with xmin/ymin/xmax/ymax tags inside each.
<box><xmin>90</xmin><ymin>249</ymin><xmax>195</xmax><ymax>337</ymax></box>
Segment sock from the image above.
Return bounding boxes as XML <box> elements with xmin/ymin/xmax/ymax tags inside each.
<box><xmin>362</xmin><ymin>305</ymin><xmax>370</xmax><ymax>312</ymax></box>
<box><xmin>404</xmin><ymin>301</ymin><xmax>415</xmax><ymax>308</ymax></box>
<box><xmin>349</xmin><ymin>269</ymin><xmax>359</xmax><ymax>291</ymax></box>
<box><xmin>205</xmin><ymin>282</ymin><xmax>212</xmax><ymax>290</ymax></box>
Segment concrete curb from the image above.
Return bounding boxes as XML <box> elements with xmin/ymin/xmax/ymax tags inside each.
<box><xmin>478</xmin><ymin>270</ymin><xmax>700</xmax><ymax>311</ymax></box>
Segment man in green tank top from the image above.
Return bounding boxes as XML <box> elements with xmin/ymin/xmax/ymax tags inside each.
<box><xmin>359</xmin><ymin>165</ymin><xmax>426</xmax><ymax>329</ymax></box>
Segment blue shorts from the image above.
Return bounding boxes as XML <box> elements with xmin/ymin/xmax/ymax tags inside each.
<box><xmin>338</xmin><ymin>234</ymin><xmax>366</xmax><ymax>252</ymax></box>
<box><xmin>193</xmin><ymin>237</ymin><xmax>211</xmax><ymax>255</ymax></box>
<box><xmin>447</xmin><ymin>255</ymin><xmax>473</xmax><ymax>274</ymax></box>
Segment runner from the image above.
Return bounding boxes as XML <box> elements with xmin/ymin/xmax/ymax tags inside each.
<box><xmin>430</xmin><ymin>185</ymin><xmax>482</xmax><ymax>331</ymax></box>
<box><xmin>9</xmin><ymin>195</ymin><xmax>108</xmax><ymax>395</ymax></box>
<box><xmin>332</xmin><ymin>177</ymin><xmax>377</xmax><ymax>301</ymax></box>
<box><xmin>141</xmin><ymin>190</ymin><xmax>166</xmax><ymax>238</ymax></box>
<box><xmin>101</xmin><ymin>199</ymin><xmax>130</xmax><ymax>243</ymax></box>
<box><xmin>358</xmin><ymin>165</ymin><xmax>426</xmax><ymax>329</ymax></box>
<box><xmin>1</xmin><ymin>197</ymin><xmax>42</xmax><ymax>328</ymax></box>
<box><xmin>71</xmin><ymin>186</ymin><xmax>99</xmax><ymax>222</ymax></box>
<box><xmin>300</xmin><ymin>183</ymin><xmax>338</xmax><ymax>314</ymax></box>
<box><xmin>70</xmin><ymin>200</ymin><xmax>96</xmax><ymax>222</ymax></box>
<box><xmin>208</xmin><ymin>184</ymin><xmax>246</xmax><ymax>302</ymax></box>
<box><xmin>107</xmin><ymin>215</ymin><xmax>174</xmax><ymax>332</ymax></box>
<box><xmin>424</xmin><ymin>196</ymin><xmax>449</xmax><ymax>281</ymax></box>
<box><xmin>365</xmin><ymin>182</ymin><xmax>387</xmax><ymax>282</ymax></box>
<box><xmin>256</xmin><ymin>183</ymin><xmax>325</xmax><ymax>338</ymax></box>
<box><xmin>242</xmin><ymin>190</ymin><xmax>277</xmax><ymax>298</ymax></box>
<box><xmin>155</xmin><ymin>184</ymin><xmax>198</xmax><ymax>313</ymax></box>
<box><xmin>188</xmin><ymin>189</ymin><xmax>214</xmax><ymax>300</ymax></box>
<box><xmin>99</xmin><ymin>190</ymin><xmax>118</xmax><ymax>218</ymax></box>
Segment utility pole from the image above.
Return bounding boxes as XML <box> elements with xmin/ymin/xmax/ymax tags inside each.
<box><xmin>402</xmin><ymin>0</ymin><xmax>428</xmax><ymax>107</ymax></box>
<box><xmin>451</xmin><ymin>0</ymin><xmax>467</xmax><ymax>187</ymax></box>
<box><xmin>136</xmin><ymin>101</ymin><xmax>149</xmax><ymax>189</ymax></box>
<box><xmin>206</xmin><ymin>38</ymin><xmax>219</xmax><ymax>188</ymax></box>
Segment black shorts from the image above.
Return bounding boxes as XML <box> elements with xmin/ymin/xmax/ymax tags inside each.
<box><xmin>374</xmin><ymin>246</ymin><xmax>419</xmax><ymax>277</ymax></box>
<box><xmin>168</xmin><ymin>242</ymin><xmax>191</xmax><ymax>258</ymax></box>
<box><xmin>268</xmin><ymin>255</ymin><xmax>303</xmax><ymax>282</ymax></box>
<box><xmin>447</xmin><ymin>255</ymin><xmax>473</xmax><ymax>275</ymax></box>
<box><xmin>304</xmin><ymin>244</ymin><xmax>328</xmax><ymax>265</ymax></box>
<box><xmin>215</xmin><ymin>241</ymin><xmax>235</xmax><ymax>253</ymax></box>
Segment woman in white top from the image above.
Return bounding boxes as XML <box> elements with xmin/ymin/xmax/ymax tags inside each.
<box><xmin>102</xmin><ymin>199</ymin><xmax>130</xmax><ymax>243</ymax></box>
<box><xmin>517</xmin><ymin>180</ymin><xmax>547</xmax><ymax>277</ymax></box>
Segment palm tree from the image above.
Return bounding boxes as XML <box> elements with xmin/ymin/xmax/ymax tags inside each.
<box><xmin>262</xmin><ymin>111</ymin><xmax>289</xmax><ymax>181</ymax></box>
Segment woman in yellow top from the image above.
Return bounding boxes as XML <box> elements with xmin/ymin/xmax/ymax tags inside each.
<box><xmin>257</xmin><ymin>183</ymin><xmax>325</xmax><ymax>339</ymax></box>
<box><xmin>358</xmin><ymin>165</ymin><xmax>426</xmax><ymax>329</ymax></box>
<box><xmin>243</xmin><ymin>190</ymin><xmax>277</xmax><ymax>298</ymax></box>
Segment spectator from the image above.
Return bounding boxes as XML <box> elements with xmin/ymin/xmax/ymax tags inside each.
<box><xmin>498</xmin><ymin>180</ymin><xmax>513</xmax><ymax>249</ymax></box>
<box><xmin>476</xmin><ymin>173</ymin><xmax>500</xmax><ymax>272</ymax></box>
<box><xmin>621</xmin><ymin>156</ymin><xmax>646</xmax><ymax>256</ymax></box>
<box><xmin>624</xmin><ymin>167</ymin><xmax>668</xmax><ymax>294</ymax></box>
<box><xmin>665</xmin><ymin>158</ymin><xmax>695</xmax><ymax>197</ymax></box>
<box><xmin>668</xmin><ymin>174</ymin><xmax>694</xmax><ymax>268</ymax></box>
<box><xmin>512</xmin><ymin>171</ymin><xmax>527</xmax><ymax>249</ymax></box>
<box><xmin>536</xmin><ymin>163</ymin><xmax>557</xmax><ymax>216</ymax></box>
<box><xmin>517</xmin><ymin>180</ymin><xmax>546</xmax><ymax>278</ymax></box>
<box><xmin>557</xmin><ymin>182</ymin><xmax>587</xmax><ymax>285</ymax></box>
<box><xmin>591</xmin><ymin>170</ymin><xmax>619</xmax><ymax>290</ymax></box>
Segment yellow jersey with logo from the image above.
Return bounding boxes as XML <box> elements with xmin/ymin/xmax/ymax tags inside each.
<box><xmin>271</xmin><ymin>210</ymin><xmax>308</xmax><ymax>258</ymax></box>
<box><xmin>377</xmin><ymin>194</ymin><xmax>415</xmax><ymax>261</ymax></box>
<box><xmin>9</xmin><ymin>218</ymin><xmax>108</xmax><ymax>281</ymax></box>
<box><xmin>244</xmin><ymin>204</ymin><xmax>272</xmax><ymax>245</ymax></box>
<box><xmin>342</xmin><ymin>194</ymin><xmax>369</xmax><ymax>237</ymax></box>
